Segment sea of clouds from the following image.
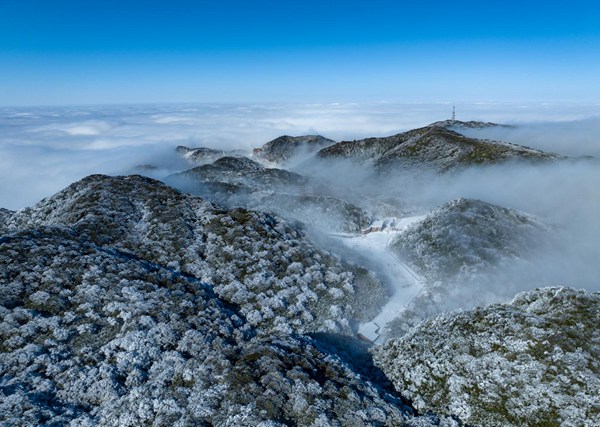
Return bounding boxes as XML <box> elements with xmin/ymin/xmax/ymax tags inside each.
<box><xmin>1</xmin><ymin>101</ymin><xmax>599</xmax><ymax>210</ymax></box>
<box><xmin>2</xmin><ymin>101</ymin><xmax>600</xmax><ymax>305</ymax></box>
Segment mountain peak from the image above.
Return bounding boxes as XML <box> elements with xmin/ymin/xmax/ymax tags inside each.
<box><xmin>318</xmin><ymin>122</ymin><xmax>558</xmax><ymax>172</ymax></box>
<box><xmin>429</xmin><ymin>119</ymin><xmax>505</xmax><ymax>129</ymax></box>
<box><xmin>212</xmin><ymin>155</ymin><xmax>264</xmax><ymax>171</ymax></box>
<box><xmin>254</xmin><ymin>134</ymin><xmax>336</xmax><ymax>164</ymax></box>
<box><xmin>176</xmin><ymin>145</ymin><xmax>248</xmax><ymax>164</ymax></box>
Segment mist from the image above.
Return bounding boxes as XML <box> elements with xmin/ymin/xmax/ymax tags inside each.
<box><xmin>457</xmin><ymin>117</ymin><xmax>600</xmax><ymax>158</ymax></box>
<box><xmin>0</xmin><ymin>102</ymin><xmax>409</xmax><ymax>209</ymax></box>
<box><xmin>3</xmin><ymin>102</ymin><xmax>599</xmax><ymax>210</ymax></box>
<box><xmin>304</xmin><ymin>158</ymin><xmax>600</xmax><ymax>302</ymax></box>
<box><xmin>280</xmin><ymin>121</ymin><xmax>600</xmax><ymax>323</ymax></box>
<box><xmin>408</xmin><ymin>160</ymin><xmax>600</xmax><ymax>288</ymax></box>
<box><xmin>1</xmin><ymin>101</ymin><xmax>599</xmax><ymax>311</ymax></box>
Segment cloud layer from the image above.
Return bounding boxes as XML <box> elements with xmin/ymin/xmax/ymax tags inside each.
<box><xmin>1</xmin><ymin>102</ymin><xmax>599</xmax><ymax>210</ymax></box>
<box><xmin>1</xmin><ymin>102</ymin><xmax>599</xmax><ymax>312</ymax></box>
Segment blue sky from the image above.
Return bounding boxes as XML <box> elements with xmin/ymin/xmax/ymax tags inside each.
<box><xmin>1</xmin><ymin>0</ymin><xmax>599</xmax><ymax>105</ymax></box>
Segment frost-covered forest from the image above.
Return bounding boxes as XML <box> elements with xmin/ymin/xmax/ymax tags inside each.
<box><xmin>1</xmin><ymin>118</ymin><xmax>599</xmax><ymax>426</ymax></box>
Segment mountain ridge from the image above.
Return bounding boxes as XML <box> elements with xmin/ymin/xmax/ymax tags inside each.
<box><xmin>0</xmin><ymin>225</ymin><xmax>422</xmax><ymax>426</ymax></box>
<box><xmin>254</xmin><ymin>134</ymin><xmax>336</xmax><ymax>164</ymax></box>
<box><xmin>166</xmin><ymin>156</ymin><xmax>372</xmax><ymax>233</ymax></box>
<box><xmin>318</xmin><ymin>122</ymin><xmax>559</xmax><ymax>172</ymax></box>
<box><xmin>4</xmin><ymin>174</ymin><xmax>386</xmax><ymax>334</ymax></box>
<box><xmin>373</xmin><ymin>286</ymin><xmax>600</xmax><ymax>427</ymax></box>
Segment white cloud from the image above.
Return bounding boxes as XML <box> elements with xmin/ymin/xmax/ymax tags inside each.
<box><xmin>1</xmin><ymin>102</ymin><xmax>599</xmax><ymax>307</ymax></box>
<box><xmin>0</xmin><ymin>102</ymin><xmax>599</xmax><ymax>210</ymax></box>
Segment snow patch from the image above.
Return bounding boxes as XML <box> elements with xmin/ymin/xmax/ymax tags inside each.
<box><xmin>331</xmin><ymin>215</ymin><xmax>426</xmax><ymax>342</ymax></box>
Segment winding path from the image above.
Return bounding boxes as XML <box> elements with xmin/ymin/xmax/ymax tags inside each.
<box><xmin>331</xmin><ymin>215</ymin><xmax>426</xmax><ymax>343</ymax></box>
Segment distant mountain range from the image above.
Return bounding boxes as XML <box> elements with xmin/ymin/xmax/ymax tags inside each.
<box><xmin>317</xmin><ymin>121</ymin><xmax>560</xmax><ymax>172</ymax></box>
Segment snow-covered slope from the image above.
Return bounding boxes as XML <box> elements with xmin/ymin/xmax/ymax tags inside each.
<box><xmin>1</xmin><ymin>115</ymin><xmax>593</xmax><ymax>426</ymax></box>
<box><xmin>330</xmin><ymin>216</ymin><xmax>427</xmax><ymax>343</ymax></box>
<box><xmin>389</xmin><ymin>198</ymin><xmax>547</xmax><ymax>282</ymax></box>
<box><xmin>432</xmin><ymin>119</ymin><xmax>507</xmax><ymax>129</ymax></box>
<box><xmin>167</xmin><ymin>157</ymin><xmax>371</xmax><ymax>233</ymax></box>
<box><xmin>318</xmin><ymin>123</ymin><xmax>559</xmax><ymax>172</ymax></box>
<box><xmin>254</xmin><ymin>135</ymin><xmax>336</xmax><ymax>165</ymax></box>
<box><xmin>171</xmin><ymin>155</ymin><xmax>310</xmax><ymax>190</ymax></box>
<box><xmin>0</xmin><ymin>227</ymin><xmax>419</xmax><ymax>426</ymax></box>
<box><xmin>372</xmin><ymin>287</ymin><xmax>600</xmax><ymax>427</ymax></box>
<box><xmin>4</xmin><ymin>175</ymin><xmax>385</xmax><ymax>334</ymax></box>
<box><xmin>385</xmin><ymin>198</ymin><xmax>550</xmax><ymax>338</ymax></box>
<box><xmin>0</xmin><ymin>208</ymin><xmax>13</xmax><ymax>232</ymax></box>
<box><xmin>176</xmin><ymin>145</ymin><xmax>247</xmax><ymax>164</ymax></box>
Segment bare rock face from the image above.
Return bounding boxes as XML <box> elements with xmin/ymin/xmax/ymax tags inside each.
<box><xmin>372</xmin><ymin>287</ymin><xmax>600</xmax><ymax>427</ymax></box>
<box><xmin>318</xmin><ymin>123</ymin><xmax>558</xmax><ymax>173</ymax></box>
<box><xmin>255</xmin><ymin>135</ymin><xmax>336</xmax><ymax>164</ymax></box>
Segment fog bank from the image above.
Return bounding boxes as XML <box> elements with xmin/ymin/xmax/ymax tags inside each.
<box><xmin>1</xmin><ymin>102</ymin><xmax>599</xmax><ymax>211</ymax></box>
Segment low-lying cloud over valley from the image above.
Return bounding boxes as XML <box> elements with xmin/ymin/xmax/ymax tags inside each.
<box><xmin>1</xmin><ymin>102</ymin><xmax>599</xmax><ymax>300</ymax></box>
<box><xmin>2</xmin><ymin>102</ymin><xmax>599</xmax><ymax>209</ymax></box>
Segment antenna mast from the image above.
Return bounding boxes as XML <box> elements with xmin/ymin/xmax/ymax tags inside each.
<box><xmin>452</xmin><ymin>105</ymin><xmax>456</xmax><ymax>121</ymax></box>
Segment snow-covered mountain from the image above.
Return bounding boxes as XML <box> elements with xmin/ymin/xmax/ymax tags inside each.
<box><xmin>373</xmin><ymin>287</ymin><xmax>600</xmax><ymax>427</ymax></box>
<box><xmin>0</xmin><ymin>208</ymin><xmax>13</xmax><ymax>231</ymax></box>
<box><xmin>171</xmin><ymin>155</ymin><xmax>310</xmax><ymax>190</ymax></box>
<box><xmin>389</xmin><ymin>198</ymin><xmax>548</xmax><ymax>282</ymax></box>
<box><xmin>318</xmin><ymin>122</ymin><xmax>559</xmax><ymax>172</ymax></box>
<box><xmin>1</xmin><ymin>117</ymin><xmax>596</xmax><ymax>426</ymax></box>
<box><xmin>4</xmin><ymin>175</ymin><xmax>385</xmax><ymax>334</ymax></box>
<box><xmin>176</xmin><ymin>145</ymin><xmax>248</xmax><ymax>164</ymax></box>
<box><xmin>431</xmin><ymin>119</ymin><xmax>508</xmax><ymax>129</ymax></box>
<box><xmin>385</xmin><ymin>198</ymin><xmax>550</xmax><ymax>337</ymax></box>
<box><xmin>0</xmin><ymin>227</ymin><xmax>420</xmax><ymax>426</ymax></box>
<box><xmin>253</xmin><ymin>135</ymin><xmax>336</xmax><ymax>165</ymax></box>
<box><xmin>166</xmin><ymin>156</ymin><xmax>371</xmax><ymax>233</ymax></box>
